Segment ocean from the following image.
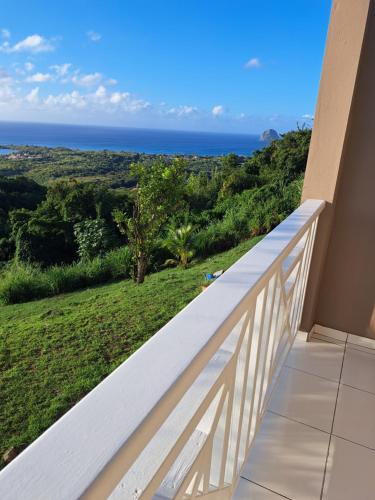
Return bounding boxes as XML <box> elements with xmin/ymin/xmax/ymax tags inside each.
<box><xmin>0</xmin><ymin>121</ymin><xmax>265</xmax><ymax>157</ymax></box>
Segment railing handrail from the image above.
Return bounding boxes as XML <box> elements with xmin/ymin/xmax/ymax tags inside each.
<box><xmin>0</xmin><ymin>199</ymin><xmax>325</xmax><ymax>500</ymax></box>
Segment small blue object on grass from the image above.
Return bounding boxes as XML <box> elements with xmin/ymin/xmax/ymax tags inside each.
<box><xmin>204</xmin><ymin>270</ymin><xmax>224</xmax><ymax>282</ymax></box>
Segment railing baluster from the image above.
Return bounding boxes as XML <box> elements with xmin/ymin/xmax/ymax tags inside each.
<box><xmin>217</xmin><ymin>309</ymin><xmax>255</xmax><ymax>486</ymax></box>
<box><xmin>218</xmin><ymin>375</ymin><xmax>235</xmax><ymax>489</ymax></box>
<box><xmin>264</xmin><ymin>276</ymin><xmax>282</xmax><ymax>391</ymax></box>
<box><xmin>245</xmin><ymin>283</ymin><xmax>269</xmax><ymax>452</ymax></box>
<box><xmin>173</xmin><ymin>388</ymin><xmax>229</xmax><ymax>499</ymax></box>
<box><xmin>230</xmin><ymin>310</ymin><xmax>255</xmax><ymax>481</ymax></box>
<box><xmin>254</xmin><ymin>275</ymin><xmax>277</xmax><ymax>418</ymax></box>
<box><xmin>258</xmin><ymin>275</ymin><xmax>279</xmax><ymax>414</ymax></box>
<box><xmin>295</xmin><ymin>219</ymin><xmax>318</xmax><ymax>330</ymax></box>
<box><xmin>290</xmin><ymin>227</ymin><xmax>313</xmax><ymax>334</ymax></box>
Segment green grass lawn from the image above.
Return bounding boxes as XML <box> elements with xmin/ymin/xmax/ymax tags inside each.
<box><xmin>0</xmin><ymin>236</ymin><xmax>262</xmax><ymax>467</ymax></box>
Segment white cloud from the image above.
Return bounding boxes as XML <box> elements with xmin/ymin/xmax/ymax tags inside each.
<box><xmin>50</xmin><ymin>63</ymin><xmax>71</xmax><ymax>77</ymax></box>
<box><xmin>212</xmin><ymin>105</ymin><xmax>224</xmax><ymax>117</ymax></box>
<box><xmin>95</xmin><ymin>85</ymin><xmax>107</xmax><ymax>99</ymax></box>
<box><xmin>21</xmin><ymin>85</ymin><xmax>151</xmax><ymax>115</ymax></box>
<box><xmin>0</xmin><ymin>34</ymin><xmax>55</xmax><ymax>53</ymax></box>
<box><xmin>106</xmin><ymin>78</ymin><xmax>117</xmax><ymax>86</ymax></box>
<box><xmin>24</xmin><ymin>62</ymin><xmax>34</xmax><ymax>72</ymax></box>
<box><xmin>44</xmin><ymin>90</ymin><xmax>87</xmax><ymax>109</ymax></box>
<box><xmin>26</xmin><ymin>72</ymin><xmax>53</xmax><ymax>83</ymax></box>
<box><xmin>72</xmin><ymin>72</ymin><xmax>102</xmax><ymax>87</ymax></box>
<box><xmin>302</xmin><ymin>113</ymin><xmax>314</xmax><ymax>120</ymax></box>
<box><xmin>1</xmin><ymin>29</ymin><xmax>10</xmax><ymax>39</ymax></box>
<box><xmin>109</xmin><ymin>93</ymin><xmax>150</xmax><ymax>112</ymax></box>
<box><xmin>87</xmin><ymin>31</ymin><xmax>102</xmax><ymax>42</ymax></box>
<box><xmin>25</xmin><ymin>87</ymin><xmax>40</xmax><ymax>104</ymax></box>
<box><xmin>110</xmin><ymin>91</ymin><xmax>128</xmax><ymax>104</ymax></box>
<box><xmin>244</xmin><ymin>57</ymin><xmax>261</xmax><ymax>69</ymax></box>
<box><xmin>167</xmin><ymin>105</ymin><xmax>198</xmax><ymax>117</ymax></box>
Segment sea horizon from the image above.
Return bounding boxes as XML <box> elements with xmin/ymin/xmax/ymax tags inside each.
<box><xmin>0</xmin><ymin>120</ymin><xmax>268</xmax><ymax>157</ymax></box>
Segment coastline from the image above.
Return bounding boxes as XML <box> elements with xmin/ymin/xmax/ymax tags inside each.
<box><xmin>0</xmin><ymin>121</ymin><xmax>265</xmax><ymax>157</ymax></box>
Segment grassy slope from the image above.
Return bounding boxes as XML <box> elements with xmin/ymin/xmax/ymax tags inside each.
<box><xmin>0</xmin><ymin>236</ymin><xmax>262</xmax><ymax>466</ymax></box>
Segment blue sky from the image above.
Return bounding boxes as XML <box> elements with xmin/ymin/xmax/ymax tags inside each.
<box><xmin>0</xmin><ymin>0</ymin><xmax>332</xmax><ymax>133</ymax></box>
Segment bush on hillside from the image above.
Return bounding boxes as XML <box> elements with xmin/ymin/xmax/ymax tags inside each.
<box><xmin>0</xmin><ymin>264</ymin><xmax>51</xmax><ymax>305</ymax></box>
<box><xmin>0</xmin><ymin>246</ymin><xmax>132</xmax><ymax>304</ymax></box>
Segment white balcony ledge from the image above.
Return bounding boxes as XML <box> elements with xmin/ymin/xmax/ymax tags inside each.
<box><xmin>0</xmin><ymin>199</ymin><xmax>325</xmax><ymax>500</ymax></box>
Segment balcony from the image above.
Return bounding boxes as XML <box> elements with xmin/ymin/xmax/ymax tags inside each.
<box><xmin>0</xmin><ymin>200</ymin><xmax>326</xmax><ymax>499</ymax></box>
<box><xmin>2</xmin><ymin>2</ymin><xmax>375</xmax><ymax>497</ymax></box>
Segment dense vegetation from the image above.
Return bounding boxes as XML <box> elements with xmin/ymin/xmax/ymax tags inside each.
<box><xmin>0</xmin><ymin>129</ymin><xmax>311</xmax><ymax>304</ymax></box>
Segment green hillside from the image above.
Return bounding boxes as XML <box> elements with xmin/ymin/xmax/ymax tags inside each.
<box><xmin>0</xmin><ymin>236</ymin><xmax>261</xmax><ymax>468</ymax></box>
<box><xmin>0</xmin><ymin>146</ymin><xmax>223</xmax><ymax>187</ymax></box>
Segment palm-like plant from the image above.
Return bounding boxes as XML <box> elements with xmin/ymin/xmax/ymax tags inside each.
<box><xmin>163</xmin><ymin>224</ymin><xmax>195</xmax><ymax>268</ymax></box>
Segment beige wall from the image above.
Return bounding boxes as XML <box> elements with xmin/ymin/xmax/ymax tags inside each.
<box><xmin>301</xmin><ymin>0</ymin><xmax>375</xmax><ymax>338</ymax></box>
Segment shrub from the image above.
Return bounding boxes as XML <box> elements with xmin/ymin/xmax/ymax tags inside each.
<box><xmin>102</xmin><ymin>246</ymin><xmax>132</xmax><ymax>280</ymax></box>
<box><xmin>163</xmin><ymin>224</ymin><xmax>195</xmax><ymax>268</ymax></box>
<box><xmin>74</xmin><ymin>218</ymin><xmax>113</xmax><ymax>262</ymax></box>
<box><xmin>0</xmin><ymin>264</ymin><xmax>51</xmax><ymax>305</ymax></box>
<box><xmin>46</xmin><ymin>264</ymin><xmax>88</xmax><ymax>295</ymax></box>
<box><xmin>194</xmin><ymin>219</ymin><xmax>240</xmax><ymax>258</ymax></box>
<box><xmin>0</xmin><ymin>246</ymin><xmax>132</xmax><ymax>305</ymax></box>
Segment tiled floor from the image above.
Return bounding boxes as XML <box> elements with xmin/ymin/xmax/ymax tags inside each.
<box><xmin>234</xmin><ymin>329</ymin><xmax>375</xmax><ymax>500</ymax></box>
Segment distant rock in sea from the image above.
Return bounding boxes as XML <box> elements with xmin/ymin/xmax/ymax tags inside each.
<box><xmin>260</xmin><ymin>129</ymin><xmax>280</xmax><ymax>142</ymax></box>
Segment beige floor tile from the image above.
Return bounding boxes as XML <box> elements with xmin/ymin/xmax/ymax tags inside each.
<box><xmin>341</xmin><ymin>347</ymin><xmax>375</xmax><ymax>394</ymax></box>
<box><xmin>269</xmin><ymin>366</ymin><xmax>338</xmax><ymax>432</ymax></box>
<box><xmin>242</xmin><ymin>412</ymin><xmax>329</xmax><ymax>500</ymax></box>
<box><xmin>347</xmin><ymin>334</ymin><xmax>375</xmax><ymax>354</ymax></box>
<box><xmin>234</xmin><ymin>479</ymin><xmax>286</xmax><ymax>499</ymax></box>
<box><xmin>333</xmin><ymin>384</ymin><xmax>375</xmax><ymax>449</ymax></box>
<box><xmin>323</xmin><ymin>436</ymin><xmax>375</xmax><ymax>500</ymax></box>
<box><xmin>286</xmin><ymin>334</ymin><xmax>344</xmax><ymax>382</ymax></box>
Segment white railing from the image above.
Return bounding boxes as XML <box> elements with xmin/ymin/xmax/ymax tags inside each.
<box><xmin>0</xmin><ymin>199</ymin><xmax>324</xmax><ymax>500</ymax></box>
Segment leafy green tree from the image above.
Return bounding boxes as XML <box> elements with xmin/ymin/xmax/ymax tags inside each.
<box><xmin>10</xmin><ymin>208</ymin><xmax>74</xmax><ymax>266</ymax></box>
<box><xmin>0</xmin><ymin>176</ymin><xmax>46</xmax><ymax>260</ymax></box>
<box><xmin>221</xmin><ymin>153</ymin><xmax>241</xmax><ymax>176</ymax></box>
<box><xmin>45</xmin><ymin>181</ymin><xmax>117</xmax><ymax>223</ymax></box>
<box><xmin>163</xmin><ymin>224</ymin><xmax>195</xmax><ymax>268</ymax></box>
<box><xmin>0</xmin><ymin>176</ymin><xmax>46</xmax><ymax>214</ymax></box>
<box><xmin>218</xmin><ymin>168</ymin><xmax>257</xmax><ymax>199</ymax></box>
<box><xmin>114</xmin><ymin>159</ymin><xmax>186</xmax><ymax>284</ymax></box>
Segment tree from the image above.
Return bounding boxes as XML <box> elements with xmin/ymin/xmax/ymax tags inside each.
<box><xmin>10</xmin><ymin>208</ymin><xmax>75</xmax><ymax>266</ymax></box>
<box><xmin>45</xmin><ymin>181</ymin><xmax>116</xmax><ymax>223</ymax></box>
<box><xmin>0</xmin><ymin>176</ymin><xmax>47</xmax><ymax>261</ymax></box>
<box><xmin>221</xmin><ymin>153</ymin><xmax>241</xmax><ymax>176</ymax></box>
<box><xmin>163</xmin><ymin>224</ymin><xmax>195</xmax><ymax>268</ymax></box>
<box><xmin>114</xmin><ymin>159</ymin><xmax>186</xmax><ymax>284</ymax></box>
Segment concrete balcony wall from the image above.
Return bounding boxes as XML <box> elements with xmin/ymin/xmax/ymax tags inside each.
<box><xmin>301</xmin><ymin>0</ymin><xmax>375</xmax><ymax>339</ymax></box>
